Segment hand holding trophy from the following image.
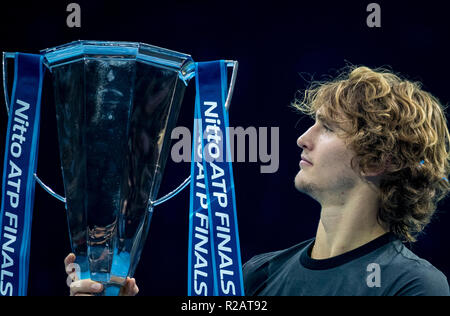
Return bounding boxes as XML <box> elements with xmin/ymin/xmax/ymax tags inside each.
<box><xmin>64</xmin><ymin>253</ymin><xmax>138</xmax><ymax>296</ymax></box>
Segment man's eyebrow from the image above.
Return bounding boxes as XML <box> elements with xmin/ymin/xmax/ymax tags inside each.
<box><xmin>315</xmin><ymin>113</ymin><xmax>341</xmax><ymax>129</ymax></box>
<box><xmin>315</xmin><ymin>113</ymin><xmax>329</xmax><ymax>123</ymax></box>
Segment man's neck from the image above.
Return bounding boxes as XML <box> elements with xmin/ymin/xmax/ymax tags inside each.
<box><xmin>311</xmin><ymin>188</ymin><xmax>388</xmax><ymax>260</ymax></box>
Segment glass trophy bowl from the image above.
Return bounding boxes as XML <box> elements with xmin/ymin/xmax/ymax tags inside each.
<box><xmin>41</xmin><ymin>41</ymin><xmax>194</xmax><ymax>295</ymax></box>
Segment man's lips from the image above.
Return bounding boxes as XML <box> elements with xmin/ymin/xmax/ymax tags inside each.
<box><xmin>300</xmin><ymin>156</ymin><xmax>313</xmax><ymax>166</ymax></box>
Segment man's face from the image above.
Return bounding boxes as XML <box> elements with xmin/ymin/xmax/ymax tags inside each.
<box><xmin>294</xmin><ymin>111</ymin><xmax>361</xmax><ymax>204</ymax></box>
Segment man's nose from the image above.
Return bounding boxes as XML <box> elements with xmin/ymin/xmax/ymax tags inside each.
<box><xmin>297</xmin><ymin>135</ymin><xmax>304</xmax><ymax>148</ymax></box>
<box><xmin>297</xmin><ymin>127</ymin><xmax>313</xmax><ymax>149</ymax></box>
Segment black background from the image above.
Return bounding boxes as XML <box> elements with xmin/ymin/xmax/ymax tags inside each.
<box><xmin>0</xmin><ymin>0</ymin><xmax>449</xmax><ymax>296</ymax></box>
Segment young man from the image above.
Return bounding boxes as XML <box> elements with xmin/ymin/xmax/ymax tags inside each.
<box><xmin>243</xmin><ymin>66</ymin><xmax>450</xmax><ymax>296</ymax></box>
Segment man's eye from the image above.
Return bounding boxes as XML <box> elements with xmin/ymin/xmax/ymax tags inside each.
<box><xmin>323</xmin><ymin>124</ymin><xmax>333</xmax><ymax>132</ymax></box>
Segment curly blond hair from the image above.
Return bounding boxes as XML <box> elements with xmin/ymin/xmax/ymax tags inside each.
<box><xmin>293</xmin><ymin>66</ymin><xmax>450</xmax><ymax>242</ymax></box>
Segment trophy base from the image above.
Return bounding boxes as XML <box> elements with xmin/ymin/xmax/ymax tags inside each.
<box><xmin>76</xmin><ymin>254</ymin><xmax>130</xmax><ymax>296</ymax></box>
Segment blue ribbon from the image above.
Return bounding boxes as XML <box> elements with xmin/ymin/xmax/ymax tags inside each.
<box><xmin>0</xmin><ymin>53</ymin><xmax>44</xmax><ymax>296</ymax></box>
<box><xmin>188</xmin><ymin>61</ymin><xmax>244</xmax><ymax>296</ymax></box>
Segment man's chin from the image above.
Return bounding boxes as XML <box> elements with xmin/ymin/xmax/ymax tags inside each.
<box><xmin>294</xmin><ymin>175</ymin><xmax>317</xmax><ymax>198</ymax></box>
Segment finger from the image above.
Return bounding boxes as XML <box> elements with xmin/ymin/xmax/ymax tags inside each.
<box><xmin>119</xmin><ymin>277</ymin><xmax>132</xmax><ymax>296</ymax></box>
<box><xmin>132</xmin><ymin>281</ymin><xmax>139</xmax><ymax>296</ymax></box>
<box><xmin>65</xmin><ymin>254</ymin><xmax>78</xmax><ymax>278</ymax></box>
<box><xmin>70</xmin><ymin>279</ymin><xmax>103</xmax><ymax>296</ymax></box>
<box><xmin>66</xmin><ymin>270</ymin><xmax>78</xmax><ymax>287</ymax></box>
<box><xmin>120</xmin><ymin>277</ymin><xmax>138</xmax><ymax>296</ymax></box>
<box><xmin>127</xmin><ymin>278</ymin><xmax>139</xmax><ymax>296</ymax></box>
<box><xmin>64</xmin><ymin>253</ymin><xmax>76</xmax><ymax>268</ymax></box>
<box><xmin>70</xmin><ymin>280</ymin><xmax>103</xmax><ymax>296</ymax></box>
<box><xmin>65</xmin><ymin>263</ymin><xmax>78</xmax><ymax>276</ymax></box>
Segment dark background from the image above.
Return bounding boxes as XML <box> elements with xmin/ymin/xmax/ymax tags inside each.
<box><xmin>0</xmin><ymin>0</ymin><xmax>449</xmax><ymax>296</ymax></box>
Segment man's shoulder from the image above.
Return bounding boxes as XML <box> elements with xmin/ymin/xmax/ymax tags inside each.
<box><xmin>385</xmin><ymin>241</ymin><xmax>450</xmax><ymax>296</ymax></box>
<box><xmin>389</xmin><ymin>241</ymin><xmax>445</xmax><ymax>276</ymax></box>
<box><xmin>242</xmin><ymin>238</ymin><xmax>313</xmax><ymax>296</ymax></box>
<box><xmin>243</xmin><ymin>238</ymin><xmax>313</xmax><ymax>271</ymax></box>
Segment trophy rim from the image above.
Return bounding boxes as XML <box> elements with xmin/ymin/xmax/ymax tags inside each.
<box><xmin>40</xmin><ymin>40</ymin><xmax>194</xmax><ymax>74</ymax></box>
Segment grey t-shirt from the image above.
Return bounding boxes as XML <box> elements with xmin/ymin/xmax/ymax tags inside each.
<box><xmin>243</xmin><ymin>233</ymin><xmax>450</xmax><ymax>296</ymax></box>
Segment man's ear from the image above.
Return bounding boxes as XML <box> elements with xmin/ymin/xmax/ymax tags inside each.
<box><xmin>361</xmin><ymin>168</ymin><xmax>384</xmax><ymax>177</ymax></box>
<box><xmin>360</xmin><ymin>156</ymin><xmax>391</xmax><ymax>183</ymax></box>
<box><xmin>361</xmin><ymin>169</ymin><xmax>383</xmax><ymax>187</ymax></box>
